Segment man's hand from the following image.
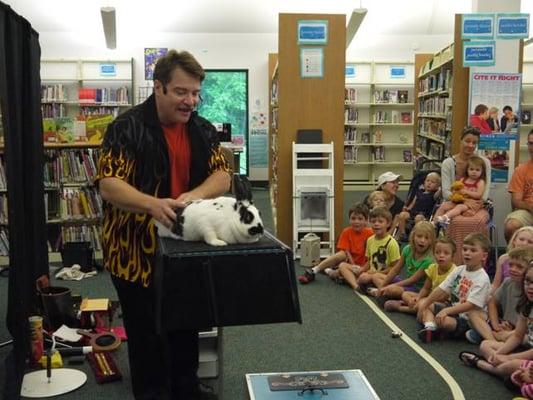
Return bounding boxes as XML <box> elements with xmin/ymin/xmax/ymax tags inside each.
<box><xmin>435</xmin><ymin>308</ymin><xmax>449</xmax><ymax>325</ymax></box>
<box><xmin>147</xmin><ymin>197</ymin><xmax>184</xmax><ymax>228</ymax></box>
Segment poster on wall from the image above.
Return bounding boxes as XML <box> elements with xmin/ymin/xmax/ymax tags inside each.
<box><xmin>297</xmin><ymin>20</ymin><xmax>328</xmax><ymax>45</ymax></box>
<box><xmin>144</xmin><ymin>48</ymin><xmax>168</xmax><ymax>80</ymax></box>
<box><xmin>496</xmin><ymin>13</ymin><xmax>530</xmax><ymax>39</ymax></box>
<box><xmin>469</xmin><ymin>72</ymin><xmax>522</xmax><ymax>135</ymax></box>
<box><xmin>300</xmin><ymin>47</ymin><xmax>324</xmax><ymax>78</ymax></box>
<box><xmin>249</xmin><ymin>127</ymin><xmax>268</xmax><ymax>168</ymax></box>
<box><xmin>477</xmin><ymin>134</ymin><xmax>516</xmax><ymax>183</ymax></box>
<box><xmin>463</xmin><ymin>41</ymin><xmax>496</xmax><ymax>67</ymax></box>
<box><xmin>461</xmin><ymin>14</ymin><xmax>494</xmax><ymax>40</ymax></box>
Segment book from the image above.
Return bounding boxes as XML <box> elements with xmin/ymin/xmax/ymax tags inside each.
<box><xmin>521</xmin><ymin>110</ymin><xmax>531</xmax><ymax>124</ymax></box>
<box><xmin>373</xmin><ymin>145</ymin><xmax>385</xmax><ymax>162</ymax></box>
<box><xmin>401</xmin><ymin>112</ymin><xmax>412</xmax><ymax>124</ymax></box>
<box><xmin>391</xmin><ymin>111</ymin><xmax>401</xmax><ymax>124</ymax></box>
<box><xmin>403</xmin><ymin>149</ymin><xmax>413</xmax><ymax>162</ymax></box>
<box><xmin>86</xmin><ymin>114</ymin><xmax>114</xmax><ymax>143</ymax></box>
<box><xmin>42</xmin><ymin>118</ymin><xmax>57</xmax><ymax>142</ymax></box>
<box><xmin>55</xmin><ymin>117</ymin><xmax>75</xmax><ymax>143</ymax></box>
<box><xmin>398</xmin><ymin>90</ymin><xmax>408</xmax><ymax>103</ymax></box>
<box><xmin>388</xmin><ymin>90</ymin><xmax>398</xmax><ymax>104</ymax></box>
<box><xmin>361</xmin><ymin>132</ymin><xmax>370</xmax><ymax>143</ymax></box>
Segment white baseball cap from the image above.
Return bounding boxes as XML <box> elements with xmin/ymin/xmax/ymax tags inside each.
<box><xmin>377</xmin><ymin>172</ymin><xmax>402</xmax><ymax>187</ymax></box>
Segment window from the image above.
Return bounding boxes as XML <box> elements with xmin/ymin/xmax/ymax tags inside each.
<box><xmin>198</xmin><ymin>70</ymin><xmax>249</xmax><ymax>175</ymax></box>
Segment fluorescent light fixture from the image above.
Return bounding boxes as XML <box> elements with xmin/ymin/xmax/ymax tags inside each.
<box><xmin>346</xmin><ymin>8</ymin><xmax>368</xmax><ymax>49</ymax></box>
<box><xmin>100</xmin><ymin>7</ymin><xmax>116</xmax><ymax>49</ymax></box>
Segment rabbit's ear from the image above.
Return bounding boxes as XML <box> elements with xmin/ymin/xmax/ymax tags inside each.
<box><xmin>233</xmin><ymin>175</ymin><xmax>253</xmax><ymax>202</ymax></box>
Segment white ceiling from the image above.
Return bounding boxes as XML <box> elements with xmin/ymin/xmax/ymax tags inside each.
<box><xmin>5</xmin><ymin>0</ymin><xmax>533</xmax><ymax>52</ymax></box>
<box><xmin>4</xmin><ymin>0</ymin><xmax>475</xmax><ymax>37</ymax></box>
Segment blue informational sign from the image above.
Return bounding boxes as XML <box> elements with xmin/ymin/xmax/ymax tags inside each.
<box><xmin>462</xmin><ymin>14</ymin><xmax>494</xmax><ymax>39</ymax></box>
<box><xmin>478</xmin><ymin>134</ymin><xmax>516</xmax><ymax>183</ymax></box>
<box><xmin>390</xmin><ymin>66</ymin><xmax>406</xmax><ymax>79</ymax></box>
<box><xmin>345</xmin><ymin>64</ymin><xmax>356</xmax><ymax>78</ymax></box>
<box><xmin>99</xmin><ymin>63</ymin><xmax>116</xmax><ymax>77</ymax></box>
<box><xmin>497</xmin><ymin>13</ymin><xmax>530</xmax><ymax>39</ymax></box>
<box><xmin>297</xmin><ymin>20</ymin><xmax>328</xmax><ymax>45</ymax></box>
<box><xmin>463</xmin><ymin>41</ymin><xmax>495</xmax><ymax>67</ymax></box>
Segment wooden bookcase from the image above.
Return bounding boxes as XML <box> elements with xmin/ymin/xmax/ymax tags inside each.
<box><xmin>414</xmin><ymin>14</ymin><xmax>469</xmax><ymax>168</ymax></box>
<box><xmin>269</xmin><ymin>13</ymin><xmax>345</xmax><ymax>248</ymax></box>
<box><xmin>344</xmin><ymin>61</ymin><xmax>415</xmax><ymax>185</ymax></box>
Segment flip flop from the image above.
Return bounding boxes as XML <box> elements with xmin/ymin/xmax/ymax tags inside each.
<box><xmin>459</xmin><ymin>351</ymin><xmax>486</xmax><ymax>368</ymax></box>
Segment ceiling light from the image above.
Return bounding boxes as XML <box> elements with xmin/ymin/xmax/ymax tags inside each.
<box><xmin>100</xmin><ymin>7</ymin><xmax>116</xmax><ymax>49</ymax></box>
<box><xmin>346</xmin><ymin>8</ymin><xmax>368</xmax><ymax>49</ymax></box>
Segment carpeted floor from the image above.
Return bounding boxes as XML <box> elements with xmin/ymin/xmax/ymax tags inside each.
<box><xmin>0</xmin><ymin>188</ymin><xmax>518</xmax><ymax>399</ymax></box>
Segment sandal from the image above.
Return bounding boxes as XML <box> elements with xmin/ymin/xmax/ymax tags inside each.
<box><xmin>459</xmin><ymin>351</ymin><xmax>486</xmax><ymax>368</ymax></box>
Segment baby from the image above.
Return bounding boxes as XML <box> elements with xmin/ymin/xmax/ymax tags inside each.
<box><xmin>393</xmin><ymin>172</ymin><xmax>441</xmax><ymax>240</ymax></box>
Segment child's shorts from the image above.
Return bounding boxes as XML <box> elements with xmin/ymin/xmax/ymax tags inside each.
<box><xmin>433</xmin><ymin>303</ymin><xmax>470</xmax><ymax>339</ymax></box>
<box><xmin>392</xmin><ymin>276</ymin><xmax>418</xmax><ymax>293</ymax></box>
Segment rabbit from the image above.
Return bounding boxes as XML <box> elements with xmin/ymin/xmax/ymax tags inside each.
<box><xmin>155</xmin><ymin>175</ymin><xmax>264</xmax><ymax>246</ymax></box>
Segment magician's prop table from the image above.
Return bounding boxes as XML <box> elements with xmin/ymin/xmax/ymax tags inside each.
<box><xmin>154</xmin><ymin>230</ymin><xmax>302</xmax><ymax>332</ymax></box>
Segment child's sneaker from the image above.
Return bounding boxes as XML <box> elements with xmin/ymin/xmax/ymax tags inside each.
<box><xmin>298</xmin><ymin>269</ymin><xmax>315</xmax><ymax>284</ymax></box>
<box><xmin>366</xmin><ymin>287</ymin><xmax>379</xmax><ymax>297</ymax></box>
<box><xmin>417</xmin><ymin>327</ymin><xmax>436</xmax><ymax>343</ymax></box>
<box><xmin>465</xmin><ymin>329</ymin><xmax>482</xmax><ymax>344</ymax></box>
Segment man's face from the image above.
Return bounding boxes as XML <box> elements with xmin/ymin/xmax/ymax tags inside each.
<box><xmin>154</xmin><ymin>67</ymin><xmax>201</xmax><ymax>125</ymax></box>
<box><xmin>504</xmin><ymin>109</ymin><xmax>514</xmax><ymax>119</ymax></box>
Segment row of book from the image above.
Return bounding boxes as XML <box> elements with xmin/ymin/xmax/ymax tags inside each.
<box><xmin>373</xmin><ymin>111</ymin><xmax>412</xmax><ymax>124</ymax></box>
<box><xmin>78</xmin><ymin>87</ymin><xmax>129</xmax><ymax>104</ymax></box>
<box><xmin>418</xmin><ymin>68</ymin><xmax>453</xmax><ymax>94</ymax></box>
<box><xmin>41</xmin><ymin>84</ymin><xmax>67</xmax><ymax>102</ymax></box>
<box><xmin>345</xmin><ymin>87</ymin><xmax>357</xmax><ymax>103</ymax></box>
<box><xmin>417</xmin><ymin>137</ymin><xmax>448</xmax><ymax>160</ymax></box>
<box><xmin>373</xmin><ymin>89</ymin><xmax>409</xmax><ymax>104</ymax></box>
<box><xmin>43</xmin><ymin>114</ymin><xmax>113</xmax><ymax>143</ymax></box>
<box><xmin>60</xmin><ymin>225</ymin><xmax>102</xmax><ymax>251</ymax></box>
<box><xmin>41</xmin><ymin>103</ymin><xmax>66</xmax><ymax>118</ymax></box>
<box><xmin>0</xmin><ymin>195</ymin><xmax>6</xmax><ymax>225</ymax></box>
<box><xmin>344</xmin><ymin>146</ymin><xmax>413</xmax><ymax>163</ymax></box>
<box><xmin>418</xmin><ymin>97</ymin><xmax>450</xmax><ymax>115</ymax></box>
<box><xmin>0</xmin><ymin>157</ymin><xmax>6</xmax><ymax>190</ymax></box>
<box><xmin>43</xmin><ymin>149</ymin><xmax>100</xmax><ymax>187</ymax></box>
<box><xmin>345</xmin><ymin>108</ymin><xmax>358</xmax><ymax>124</ymax></box>
<box><xmin>418</xmin><ymin>119</ymin><xmax>448</xmax><ymax>140</ymax></box>
<box><xmin>57</xmin><ymin>188</ymin><xmax>103</xmax><ymax>221</ymax></box>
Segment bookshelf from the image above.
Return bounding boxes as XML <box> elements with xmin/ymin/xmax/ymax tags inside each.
<box><xmin>414</xmin><ymin>15</ymin><xmax>470</xmax><ymax>169</ymax></box>
<box><xmin>520</xmin><ymin>60</ymin><xmax>533</xmax><ymax>164</ymax></box>
<box><xmin>344</xmin><ymin>61</ymin><xmax>415</xmax><ymax>185</ymax></box>
<box><xmin>268</xmin><ymin>13</ymin><xmax>345</xmax><ymax>249</ymax></box>
<box><xmin>38</xmin><ymin>59</ymin><xmax>133</xmax><ymax>259</ymax></box>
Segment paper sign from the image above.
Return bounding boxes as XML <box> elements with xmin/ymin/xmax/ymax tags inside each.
<box><xmin>463</xmin><ymin>41</ymin><xmax>495</xmax><ymax>67</ymax></box>
<box><xmin>298</xmin><ymin>20</ymin><xmax>328</xmax><ymax>45</ymax></box>
<box><xmin>462</xmin><ymin>14</ymin><xmax>494</xmax><ymax>39</ymax></box>
<box><xmin>497</xmin><ymin>13</ymin><xmax>529</xmax><ymax>39</ymax></box>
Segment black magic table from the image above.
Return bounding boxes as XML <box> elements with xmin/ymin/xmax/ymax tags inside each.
<box><xmin>154</xmin><ymin>231</ymin><xmax>302</xmax><ymax>332</ymax></box>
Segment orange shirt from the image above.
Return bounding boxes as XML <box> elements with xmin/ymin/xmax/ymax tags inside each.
<box><xmin>336</xmin><ymin>226</ymin><xmax>374</xmax><ymax>266</ymax></box>
<box><xmin>162</xmin><ymin>123</ymin><xmax>190</xmax><ymax>199</ymax></box>
<box><xmin>509</xmin><ymin>160</ymin><xmax>533</xmax><ymax>204</ymax></box>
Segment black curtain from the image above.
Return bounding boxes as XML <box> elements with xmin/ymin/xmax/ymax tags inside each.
<box><xmin>0</xmin><ymin>3</ymin><xmax>48</xmax><ymax>399</ymax></box>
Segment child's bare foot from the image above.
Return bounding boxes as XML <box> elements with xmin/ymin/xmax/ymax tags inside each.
<box><xmin>367</xmin><ymin>287</ymin><xmax>379</xmax><ymax>297</ymax></box>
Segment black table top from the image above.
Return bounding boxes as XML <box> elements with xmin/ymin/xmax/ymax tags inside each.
<box><xmin>158</xmin><ymin>230</ymin><xmax>290</xmax><ymax>258</ymax></box>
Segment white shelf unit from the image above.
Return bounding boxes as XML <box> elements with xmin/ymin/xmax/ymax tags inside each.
<box><xmin>520</xmin><ymin>60</ymin><xmax>533</xmax><ymax>164</ymax></box>
<box><xmin>344</xmin><ymin>61</ymin><xmax>415</xmax><ymax>186</ymax></box>
<box><xmin>292</xmin><ymin>143</ymin><xmax>335</xmax><ymax>260</ymax></box>
<box><xmin>40</xmin><ymin>59</ymin><xmax>134</xmax><ymax>257</ymax></box>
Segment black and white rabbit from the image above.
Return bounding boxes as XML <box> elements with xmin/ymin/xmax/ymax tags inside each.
<box><xmin>155</xmin><ymin>176</ymin><xmax>264</xmax><ymax>246</ymax></box>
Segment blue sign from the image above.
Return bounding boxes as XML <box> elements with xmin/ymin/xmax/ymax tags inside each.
<box><xmin>478</xmin><ymin>134</ymin><xmax>516</xmax><ymax>183</ymax></box>
<box><xmin>463</xmin><ymin>41</ymin><xmax>495</xmax><ymax>67</ymax></box>
<box><xmin>345</xmin><ymin>64</ymin><xmax>356</xmax><ymax>78</ymax></box>
<box><xmin>462</xmin><ymin>14</ymin><xmax>494</xmax><ymax>39</ymax></box>
<box><xmin>390</xmin><ymin>66</ymin><xmax>405</xmax><ymax>79</ymax></box>
<box><xmin>99</xmin><ymin>63</ymin><xmax>116</xmax><ymax>77</ymax></box>
<box><xmin>497</xmin><ymin>13</ymin><xmax>529</xmax><ymax>39</ymax></box>
<box><xmin>297</xmin><ymin>20</ymin><xmax>328</xmax><ymax>44</ymax></box>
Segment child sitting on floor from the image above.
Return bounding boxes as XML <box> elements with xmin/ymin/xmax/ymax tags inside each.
<box><xmin>466</xmin><ymin>247</ymin><xmax>531</xmax><ymax>344</ymax></box>
<box><xmin>459</xmin><ymin>249</ymin><xmax>533</xmax><ymax>388</ymax></box>
<box><xmin>350</xmin><ymin>207</ymin><xmax>401</xmax><ymax>293</ymax></box>
<box><xmin>492</xmin><ymin>226</ymin><xmax>533</xmax><ymax>291</ymax></box>
<box><xmin>298</xmin><ymin>203</ymin><xmax>373</xmax><ymax>284</ymax></box>
<box><xmin>373</xmin><ymin>221</ymin><xmax>435</xmax><ymax>307</ymax></box>
<box><xmin>392</xmin><ymin>172</ymin><xmax>441</xmax><ymax>241</ymax></box>
<box><xmin>416</xmin><ymin>233</ymin><xmax>492</xmax><ymax>343</ymax></box>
